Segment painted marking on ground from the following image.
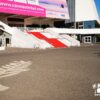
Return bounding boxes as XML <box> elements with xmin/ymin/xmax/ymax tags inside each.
<box><xmin>0</xmin><ymin>60</ymin><xmax>32</xmax><ymax>91</ymax></box>
<box><xmin>0</xmin><ymin>85</ymin><xmax>9</xmax><ymax>92</ymax></box>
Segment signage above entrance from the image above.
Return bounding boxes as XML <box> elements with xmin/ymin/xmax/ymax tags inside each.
<box><xmin>0</xmin><ymin>0</ymin><xmax>69</xmax><ymax>19</ymax></box>
<box><xmin>0</xmin><ymin>0</ymin><xmax>46</xmax><ymax>17</ymax></box>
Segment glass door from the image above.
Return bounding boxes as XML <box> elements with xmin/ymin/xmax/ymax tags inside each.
<box><xmin>0</xmin><ymin>36</ymin><xmax>5</xmax><ymax>50</ymax></box>
<box><xmin>84</xmin><ymin>36</ymin><xmax>92</xmax><ymax>43</ymax></box>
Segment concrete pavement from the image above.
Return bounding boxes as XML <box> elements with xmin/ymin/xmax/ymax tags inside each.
<box><xmin>0</xmin><ymin>45</ymin><xmax>100</xmax><ymax>100</ymax></box>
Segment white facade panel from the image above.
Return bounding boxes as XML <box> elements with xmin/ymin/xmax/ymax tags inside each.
<box><xmin>75</xmin><ymin>0</ymin><xmax>99</xmax><ymax>22</ymax></box>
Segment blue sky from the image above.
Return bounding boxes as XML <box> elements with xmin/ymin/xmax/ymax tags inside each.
<box><xmin>95</xmin><ymin>0</ymin><xmax>100</xmax><ymax>19</ymax></box>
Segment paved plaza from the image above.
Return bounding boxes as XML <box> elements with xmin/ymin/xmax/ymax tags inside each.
<box><xmin>0</xmin><ymin>44</ymin><xmax>100</xmax><ymax>100</ymax></box>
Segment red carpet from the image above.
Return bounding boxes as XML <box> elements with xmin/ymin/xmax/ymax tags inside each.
<box><xmin>28</xmin><ymin>32</ymin><xmax>68</xmax><ymax>48</ymax></box>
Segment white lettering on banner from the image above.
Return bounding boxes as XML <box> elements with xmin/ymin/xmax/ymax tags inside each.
<box><xmin>14</xmin><ymin>0</ymin><xmax>27</xmax><ymax>4</ymax></box>
<box><xmin>0</xmin><ymin>2</ymin><xmax>39</xmax><ymax>11</ymax></box>
<box><xmin>0</xmin><ymin>2</ymin><xmax>11</xmax><ymax>7</ymax></box>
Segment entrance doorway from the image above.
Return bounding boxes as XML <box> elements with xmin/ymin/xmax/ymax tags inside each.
<box><xmin>0</xmin><ymin>36</ymin><xmax>5</xmax><ymax>50</ymax></box>
<box><xmin>6</xmin><ymin>38</ymin><xmax>11</xmax><ymax>47</ymax></box>
<box><xmin>0</xmin><ymin>38</ymin><xmax>3</xmax><ymax>47</ymax></box>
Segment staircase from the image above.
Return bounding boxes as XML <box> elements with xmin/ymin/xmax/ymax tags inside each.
<box><xmin>28</xmin><ymin>32</ymin><xmax>68</xmax><ymax>48</ymax></box>
<box><xmin>44</xmin><ymin>28</ymin><xmax>80</xmax><ymax>47</ymax></box>
<box><xmin>0</xmin><ymin>21</ymin><xmax>80</xmax><ymax>49</ymax></box>
<box><xmin>0</xmin><ymin>21</ymin><xmax>40</xmax><ymax>48</ymax></box>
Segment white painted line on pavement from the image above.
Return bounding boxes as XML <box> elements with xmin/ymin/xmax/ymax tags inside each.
<box><xmin>0</xmin><ymin>60</ymin><xmax>32</xmax><ymax>78</ymax></box>
<box><xmin>0</xmin><ymin>85</ymin><xmax>9</xmax><ymax>91</ymax></box>
<box><xmin>0</xmin><ymin>60</ymin><xmax>32</xmax><ymax>91</ymax></box>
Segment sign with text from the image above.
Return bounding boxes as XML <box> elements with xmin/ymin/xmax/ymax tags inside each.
<box><xmin>0</xmin><ymin>0</ymin><xmax>69</xmax><ymax>19</ymax></box>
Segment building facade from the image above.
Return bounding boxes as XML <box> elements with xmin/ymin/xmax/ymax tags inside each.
<box><xmin>0</xmin><ymin>0</ymin><xmax>100</xmax><ymax>50</ymax></box>
<box><xmin>65</xmin><ymin>0</ymin><xmax>100</xmax><ymax>43</ymax></box>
